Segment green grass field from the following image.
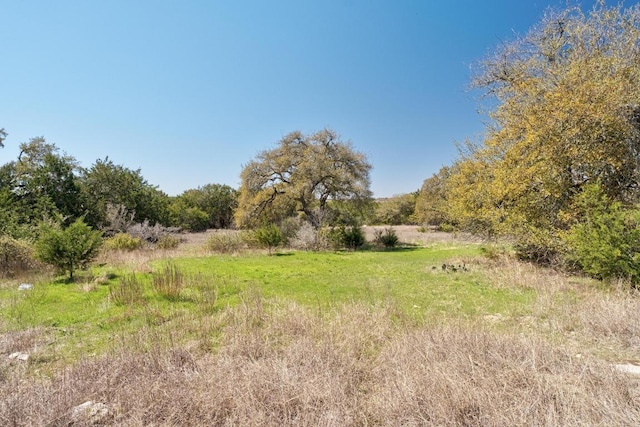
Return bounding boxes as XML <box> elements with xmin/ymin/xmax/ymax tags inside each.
<box><xmin>0</xmin><ymin>243</ymin><xmax>536</xmax><ymax>361</ymax></box>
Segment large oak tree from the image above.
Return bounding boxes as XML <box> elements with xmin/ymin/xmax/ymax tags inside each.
<box><xmin>236</xmin><ymin>129</ymin><xmax>372</xmax><ymax>229</ymax></box>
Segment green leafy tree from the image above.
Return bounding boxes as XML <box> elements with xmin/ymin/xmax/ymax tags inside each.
<box><xmin>0</xmin><ymin>137</ymin><xmax>82</xmax><ymax>229</ymax></box>
<box><xmin>414</xmin><ymin>166</ymin><xmax>452</xmax><ymax>227</ymax></box>
<box><xmin>0</xmin><ymin>128</ymin><xmax>6</xmax><ymax>149</ymax></box>
<box><xmin>168</xmin><ymin>198</ymin><xmax>210</xmax><ymax>232</ymax></box>
<box><xmin>171</xmin><ymin>184</ymin><xmax>238</xmax><ymax>230</ymax></box>
<box><xmin>446</xmin><ymin>2</ymin><xmax>640</xmax><ymax>261</ymax></box>
<box><xmin>371</xmin><ymin>193</ymin><xmax>417</xmax><ymax>225</ymax></box>
<box><xmin>35</xmin><ymin>218</ymin><xmax>103</xmax><ymax>280</ymax></box>
<box><xmin>236</xmin><ymin>129</ymin><xmax>372</xmax><ymax>230</ymax></box>
<box><xmin>80</xmin><ymin>157</ymin><xmax>169</xmax><ymax>231</ymax></box>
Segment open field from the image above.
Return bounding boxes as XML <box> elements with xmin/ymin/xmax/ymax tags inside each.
<box><xmin>1</xmin><ymin>228</ymin><xmax>640</xmax><ymax>425</ymax></box>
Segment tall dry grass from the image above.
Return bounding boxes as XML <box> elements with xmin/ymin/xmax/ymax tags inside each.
<box><xmin>1</xmin><ymin>297</ymin><xmax>639</xmax><ymax>426</ymax></box>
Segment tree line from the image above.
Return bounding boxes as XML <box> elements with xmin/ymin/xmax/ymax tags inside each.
<box><xmin>0</xmin><ymin>136</ymin><xmax>239</xmax><ymax>238</ymax></box>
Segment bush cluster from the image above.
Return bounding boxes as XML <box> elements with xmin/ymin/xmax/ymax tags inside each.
<box><xmin>329</xmin><ymin>226</ymin><xmax>366</xmax><ymax>250</ymax></box>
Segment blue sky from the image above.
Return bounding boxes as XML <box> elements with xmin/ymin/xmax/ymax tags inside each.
<box><xmin>1</xmin><ymin>0</ymin><xmax>603</xmax><ymax>197</ymax></box>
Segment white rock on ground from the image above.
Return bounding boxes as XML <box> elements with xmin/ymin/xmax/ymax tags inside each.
<box><xmin>71</xmin><ymin>401</ymin><xmax>111</xmax><ymax>424</ymax></box>
<box><xmin>8</xmin><ymin>352</ymin><xmax>29</xmax><ymax>361</ymax></box>
<box><xmin>614</xmin><ymin>363</ymin><xmax>640</xmax><ymax>375</ymax></box>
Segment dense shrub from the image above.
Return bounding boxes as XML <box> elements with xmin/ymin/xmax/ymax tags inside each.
<box><xmin>563</xmin><ymin>183</ymin><xmax>640</xmax><ymax>284</ymax></box>
<box><xmin>329</xmin><ymin>225</ymin><xmax>366</xmax><ymax>250</ymax></box>
<box><xmin>0</xmin><ymin>236</ymin><xmax>39</xmax><ymax>277</ymax></box>
<box><xmin>103</xmin><ymin>233</ymin><xmax>143</xmax><ymax>251</ymax></box>
<box><xmin>170</xmin><ymin>205</ymin><xmax>209</xmax><ymax>232</ymax></box>
<box><xmin>371</xmin><ymin>194</ymin><xmax>417</xmax><ymax>225</ymax></box>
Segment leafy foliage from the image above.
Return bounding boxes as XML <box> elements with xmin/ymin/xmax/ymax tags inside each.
<box><xmin>373</xmin><ymin>227</ymin><xmax>399</xmax><ymax>248</ymax></box>
<box><xmin>80</xmin><ymin>157</ymin><xmax>169</xmax><ymax>231</ymax></box>
<box><xmin>169</xmin><ymin>203</ymin><xmax>209</xmax><ymax>232</ymax></box>
<box><xmin>170</xmin><ymin>184</ymin><xmax>238</xmax><ymax>230</ymax></box>
<box><xmin>414</xmin><ymin>166</ymin><xmax>452</xmax><ymax>227</ymax></box>
<box><xmin>563</xmin><ymin>183</ymin><xmax>640</xmax><ymax>283</ymax></box>
<box><xmin>35</xmin><ymin>218</ymin><xmax>103</xmax><ymax>280</ymax></box>
<box><xmin>236</xmin><ymin>129</ymin><xmax>372</xmax><ymax>230</ymax></box>
<box><xmin>0</xmin><ymin>138</ymin><xmax>82</xmax><ymax>230</ymax></box>
<box><xmin>371</xmin><ymin>193</ymin><xmax>417</xmax><ymax>225</ymax></box>
<box><xmin>445</xmin><ymin>3</ymin><xmax>640</xmax><ymax>265</ymax></box>
<box><xmin>253</xmin><ymin>224</ymin><xmax>284</xmax><ymax>254</ymax></box>
<box><xmin>329</xmin><ymin>225</ymin><xmax>366</xmax><ymax>250</ymax></box>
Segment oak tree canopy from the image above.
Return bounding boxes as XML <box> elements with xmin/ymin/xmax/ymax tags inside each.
<box><xmin>235</xmin><ymin>129</ymin><xmax>372</xmax><ymax>229</ymax></box>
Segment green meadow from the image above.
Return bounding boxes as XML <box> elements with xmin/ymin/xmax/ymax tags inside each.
<box><xmin>0</xmin><ymin>243</ymin><xmax>534</xmax><ymax>362</ymax></box>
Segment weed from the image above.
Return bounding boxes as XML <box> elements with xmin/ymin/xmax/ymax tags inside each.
<box><xmin>152</xmin><ymin>262</ymin><xmax>185</xmax><ymax>300</ymax></box>
<box><xmin>109</xmin><ymin>274</ymin><xmax>145</xmax><ymax>306</ymax></box>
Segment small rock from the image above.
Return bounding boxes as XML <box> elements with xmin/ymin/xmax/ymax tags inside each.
<box><xmin>18</xmin><ymin>283</ymin><xmax>33</xmax><ymax>291</ymax></box>
<box><xmin>8</xmin><ymin>352</ymin><xmax>29</xmax><ymax>361</ymax></box>
<box><xmin>71</xmin><ymin>401</ymin><xmax>111</xmax><ymax>424</ymax></box>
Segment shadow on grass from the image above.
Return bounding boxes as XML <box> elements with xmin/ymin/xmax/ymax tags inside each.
<box><xmin>366</xmin><ymin>244</ymin><xmax>423</xmax><ymax>253</ymax></box>
<box><xmin>274</xmin><ymin>252</ymin><xmax>295</xmax><ymax>257</ymax></box>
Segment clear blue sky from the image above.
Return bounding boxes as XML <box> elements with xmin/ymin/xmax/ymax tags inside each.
<box><xmin>1</xmin><ymin>0</ymin><xmax>603</xmax><ymax>197</ymax></box>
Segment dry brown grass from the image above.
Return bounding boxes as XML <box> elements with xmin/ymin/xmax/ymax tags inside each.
<box><xmin>1</xmin><ymin>296</ymin><xmax>640</xmax><ymax>426</ymax></box>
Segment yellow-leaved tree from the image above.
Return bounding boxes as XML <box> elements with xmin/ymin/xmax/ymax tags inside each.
<box><xmin>447</xmin><ymin>2</ymin><xmax>640</xmax><ymax>263</ymax></box>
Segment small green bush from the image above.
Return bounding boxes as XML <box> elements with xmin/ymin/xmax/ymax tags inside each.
<box><xmin>253</xmin><ymin>224</ymin><xmax>284</xmax><ymax>255</ymax></box>
<box><xmin>0</xmin><ymin>236</ymin><xmax>39</xmax><ymax>277</ymax></box>
<box><xmin>104</xmin><ymin>233</ymin><xmax>143</xmax><ymax>251</ymax></box>
<box><xmin>374</xmin><ymin>227</ymin><xmax>399</xmax><ymax>248</ymax></box>
<box><xmin>173</xmin><ymin>207</ymin><xmax>209</xmax><ymax>232</ymax></box>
